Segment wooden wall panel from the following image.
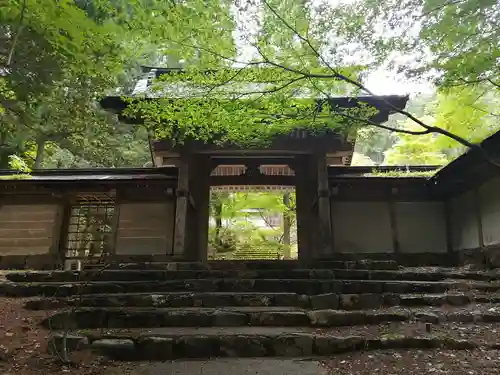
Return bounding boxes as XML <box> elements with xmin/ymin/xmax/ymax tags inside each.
<box><xmin>0</xmin><ymin>204</ymin><xmax>58</xmax><ymax>255</ymax></box>
<box><xmin>115</xmin><ymin>202</ymin><xmax>174</xmax><ymax>255</ymax></box>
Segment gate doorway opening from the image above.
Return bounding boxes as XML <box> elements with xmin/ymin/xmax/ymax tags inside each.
<box><xmin>208</xmin><ymin>187</ymin><xmax>297</xmax><ymax>260</ymax></box>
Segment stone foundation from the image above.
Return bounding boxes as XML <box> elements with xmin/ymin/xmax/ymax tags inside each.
<box><xmin>2</xmin><ymin>248</ymin><xmax>500</xmax><ymax>270</ymax></box>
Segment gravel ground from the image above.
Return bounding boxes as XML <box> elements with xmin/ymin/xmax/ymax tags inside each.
<box><xmin>321</xmin><ymin>349</ymin><xmax>500</xmax><ymax>375</ymax></box>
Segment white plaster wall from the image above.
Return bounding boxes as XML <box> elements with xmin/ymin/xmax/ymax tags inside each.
<box><xmin>479</xmin><ymin>176</ymin><xmax>500</xmax><ymax>246</ymax></box>
<box><xmin>450</xmin><ymin>191</ymin><xmax>480</xmax><ymax>250</ymax></box>
<box><xmin>331</xmin><ymin>201</ymin><xmax>393</xmax><ymax>253</ymax></box>
<box><xmin>395</xmin><ymin>202</ymin><xmax>447</xmax><ymax>253</ymax></box>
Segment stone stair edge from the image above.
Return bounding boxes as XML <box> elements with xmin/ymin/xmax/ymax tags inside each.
<box><xmin>43</xmin><ymin>304</ymin><xmax>500</xmax><ymax>330</ymax></box>
<box><xmin>48</xmin><ymin>330</ymin><xmax>490</xmax><ymax>360</ymax></box>
<box><xmin>40</xmin><ymin>303</ymin><xmax>500</xmax><ymax>314</ymax></box>
<box><xmin>7</xmin><ymin>268</ymin><xmax>500</xmax><ymax>282</ymax></box>
<box><xmin>3</xmin><ymin>278</ymin><xmax>499</xmax><ymax>298</ymax></box>
<box><xmin>25</xmin><ymin>291</ymin><xmax>480</xmax><ymax>299</ymax></box>
<box><xmin>24</xmin><ymin>290</ymin><xmax>488</xmax><ymax>311</ymax></box>
<box><xmin>2</xmin><ymin>278</ymin><xmax>494</xmax><ymax>285</ymax></box>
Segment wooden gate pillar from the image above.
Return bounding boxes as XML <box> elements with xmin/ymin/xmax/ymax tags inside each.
<box><xmin>173</xmin><ymin>154</ymin><xmax>211</xmax><ymax>261</ymax></box>
<box><xmin>295</xmin><ymin>153</ymin><xmax>333</xmax><ymax>261</ymax></box>
<box><xmin>314</xmin><ymin>153</ymin><xmax>333</xmax><ymax>258</ymax></box>
<box><xmin>188</xmin><ymin>155</ymin><xmax>211</xmax><ymax>261</ymax></box>
<box><xmin>173</xmin><ymin>158</ymin><xmax>190</xmax><ymax>258</ymax></box>
<box><xmin>294</xmin><ymin>155</ymin><xmax>317</xmax><ymax>261</ymax></box>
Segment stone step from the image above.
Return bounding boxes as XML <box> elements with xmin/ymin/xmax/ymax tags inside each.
<box><xmin>3</xmin><ymin>278</ymin><xmax>498</xmax><ymax>297</ymax></box>
<box><xmin>7</xmin><ymin>268</ymin><xmax>499</xmax><ymax>283</ymax></box>
<box><xmin>42</xmin><ymin>304</ymin><xmax>500</xmax><ymax>329</ymax></box>
<box><xmin>25</xmin><ymin>291</ymin><xmax>482</xmax><ymax>310</ymax></box>
<box><xmin>49</xmin><ymin>325</ymin><xmax>486</xmax><ymax>360</ymax></box>
<box><xmin>109</xmin><ymin>260</ymin><xmax>400</xmax><ymax>271</ymax></box>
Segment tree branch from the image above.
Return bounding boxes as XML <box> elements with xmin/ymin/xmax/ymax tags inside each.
<box><xmin>204</xmin><ymin>64</ymin><xmax>250</xmax><ymax>96</ymax></box>
<box><xmin>333</xmin><ymin>111</ymin><xmax>432</xmax><ymax>135</ymax></box>
<box><xmin>487</xmin><ymin>78</ymin><xmax>500</xmax><ymax>90</ymax></box>
<box><xmin>147</xmin><ymin>131</ymin><xmax>156</xmax><ymax>167</ymax></box>
<box><xmin>421</xmin><ymin>0</ymin><xmax>467</xmax><ymax>17</ymax></box>
<box><xmin>259</xmin><ymin>0</ymin><xmax>486</xmax><ymax>153</ymax></box>
<box><xmin>227</xmin><ymin>76</ymin><xmax>307</xmax><ymax>98</ymax></box>
<box><xmin>6</xmin><ymin>0</ymin><xmax>28</xmax><ymax>67</ymax></box>
<box><xmin>160</xmin><ymin>4</ymin><xmax>499</xmax><ymax>167</ymax></box>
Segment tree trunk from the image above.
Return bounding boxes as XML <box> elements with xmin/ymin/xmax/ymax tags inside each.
<box><xmin>147</xmin><ymin>131</ymin><xmax>156</xmax><ymax>167</ymax></box>
<box><xmin>282</xmin><ymin>192</ymin><xmax>291</xmax><ymax>259</ymax></box>
<box><xmin>213</xmin><ymin>198</ymin><xmax>223</xmax><ymax>246</ymax></box>
<box><xmin>34</xmin><ymin>139</ymin><xmax>45</xmax><ymax>170</ymax></box>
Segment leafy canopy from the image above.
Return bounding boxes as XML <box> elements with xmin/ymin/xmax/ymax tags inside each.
<box><xmin>125</xmin><ymin>66</ymin><xmax>372</xmax><ymax>146</ymax></box>
<box><xmin>123</xmin><ymin>0</ymin><xmax>498</xmax><ymax>151</ymax></box>
<box><xmin>2</xmin><ymin>0</ymin><xmax>499</xmax><ymax>166</ymax></box>
<box><xmin>0</xmin><ymin>0</ymin><xmax>236</xmax><ymax>168</ymax></box>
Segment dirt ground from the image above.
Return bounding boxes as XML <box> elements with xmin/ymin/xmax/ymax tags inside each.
<box><xmin>2</xmin><ymin>296</ymin><xmax>500</xmax><ymax>375</ymax></box>
<box><xmin>321</xmin><ymin>349</ymin><xmax>500</xmax><ymax>375</ymax></box>
<box><xmin>0</xmin><ymin>297</ymin><xmax>121</xmax><ymax>375</ymax></box>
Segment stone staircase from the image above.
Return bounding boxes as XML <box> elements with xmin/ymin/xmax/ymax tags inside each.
<box><xmin>3</xmin><ymin>259</ymin><xmax>500</xmax><ymax>360</ymax></box>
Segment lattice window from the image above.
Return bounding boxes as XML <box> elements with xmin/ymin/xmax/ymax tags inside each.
<box><xmin>65</xmin><ymin>193</ymin><xmax>116</xmax><ymax>263</ymax></box>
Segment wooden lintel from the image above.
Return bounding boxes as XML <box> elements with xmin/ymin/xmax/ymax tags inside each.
<box><xmin>210</xmin><ymin>175</ymin><xmax>295</xmax><ymax>186</ymax></box>
<box><xmin>209</xmin><ymin>157</ymin><xmax>296</xmax><ymax>167</ymax></box>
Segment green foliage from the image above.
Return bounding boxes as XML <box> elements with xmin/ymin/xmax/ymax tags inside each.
<box><xmin>208</xmin><ymin>191</ymin><xmax>296</xmax><ymax>259</ymax></box>
<box><xmin>383</xmin><ymin>87</ymin><xmax>500</xmax><ymax>165</ymax></box>
<box><xmin>2</xmin><ymin>0</ymin><xmax>498</xmax><ymax>166</ymax></box>
<box><xmin>0</xmin><ymin>173</ymin><xmax>32</xmax><ymax>180</ymax></box>
<box><xmin>420</xmin><ymin>0</ymin><xmax>500</xmax><ymax>87</ymax></box>
<box><xmin>0</xmin><ymin>0</ymin><xmax>151</xmax><ymax>168</ymax></box>
<box><xmin>432</xmin><ymin>87</ymin><xmax>500</xmax><ymax>152</ymax></box>
<box><xmin>7</xmin><ymin>154</ymin><xmax>30</xmax><ymax>173</ymax></box>
<box><xmin>127</xmin><ymin>66</ymin><xmax>368</xmax><ymax>146</ymax></box>
<box><xmin>1</xmin><ymin>0</ymin><xmax>237</xmax><ymax>168</ymax></box>
<box><xmin>368</xmin><ymin>170</ymin><xmax>436</xmax><ymax>178</ymax></box>
<box><xmin>119</xmin><ymin>0</ymin><xmax>500</xmax><ymax>151</ymax></box>
<box><xmin>323</xmin><ymin>0</ymin><xmax>500</xmax><ymax>88</ymax></box>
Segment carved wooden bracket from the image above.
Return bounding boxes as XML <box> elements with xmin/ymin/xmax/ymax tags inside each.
<box><xmin>243</xmin><ymin>163</ymin><xmax>262</xmax><ymax>177</ymax></box>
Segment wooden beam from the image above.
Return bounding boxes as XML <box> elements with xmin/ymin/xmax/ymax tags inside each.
<box><xmin>56</xmin><ymin>198</ymin><xmax>72</xmax><ymax>266</ymax></box>
<box><xmin>444</xmin><ymin>199</ymin><xmax>454</xmax><ymax>254</ymax></box>
<box><xmin>108</xmin><ymin>194</ymin><xmax>122</xmax><ymax>256</ymax></box>
<box><xmin>173</xmin><ymin>159</ymin><xmax>189</xmax><ymax>257</ymax></box>
<box><xmin>388</xmin><ymin>199</ymin><xmax>400</xmax><ymax>254</ymax></box>
<box><xmin>209</xmin><ymin>157</ymin><xmax>296</xmax><ymax>167</ymax></box>
<box><xmin>474</xmin><ymin>188</ymin><xmax>485</xmax><ymax>248</ymax></box>
<box><xmin>192</xmin><ymin>155</ymin><xmax>211</xmax><ymax>261</ymax></box>
<box><xmin>295</xmin><ymin>155</ymin><xmax>315</xmax><ymax>261</ymax></box>
<box><xmin>210</xmin><ymin>175</ymin><xmax>295</xmax><ymax>186</ymax></box>
<box><xmin>315</xmin><ymin>154</ymin><xmax>333</xmax><ymax>258</ymax></box>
